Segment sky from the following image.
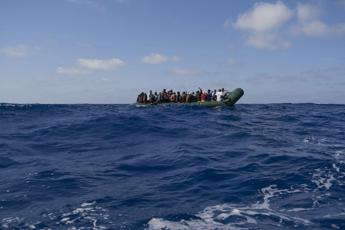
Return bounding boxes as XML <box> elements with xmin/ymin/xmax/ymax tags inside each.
<box><xmin>1</xmin><ymin>0</ymin><xmax>345</xmax><ymax>104</ymax></box>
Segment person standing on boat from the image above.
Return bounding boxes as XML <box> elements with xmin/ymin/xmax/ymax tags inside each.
<box><xmin>157</xmin><ymin>92</ymin><xmax>163</xmax><ymax>103</ymax></box>
<box><xmin>186</xmin><ymin>92</ymin><xmax>192</xmax><ymax>103</ymax></box>
<box><xmin>181</xmin><ymin>92</ymin><xmax>187</xmax><ymax>102</ymax></box>
<box><xmin>216</xmin><ymin>89</ymin><xmax>223</xmax><ymax>102</ymax></box>
<box><xmin>152</xmin><ymin>92</ymin><xmax>158</xmax><ymax>103</ymax></box>
<box><xmin>176</xmin><ymin>92</ymin><xmax>181</xmax><ymax>102</ymax></box>
<box><xmin>148</xmin><ymin>90</ymin><xmax>154</xmax><ymax>103</ymax></box>
<box><xmin>162</xmin><ymin>89</ymin><xmax>169</xmax><ymax>102</ymax></box>
<box><xmin>212</xmin><ymin>90</ymin><xmax>217</xmax><ymax>101</ymax></box>
<box><xmin>136</xmin><ymin>93</ymin><xmax>142</xmax><ymax>103</ymax></box>
<box><xmin>195</xmin><ymin>90</ymin><xmax>200</xmax><ymax>102</ymax></box>
<box><xmin>199</xmin><ymin>89</ymin><xmax>207</xmax><ymax>102</ymax></box>
<box><xmin>221</xmin><ymin>88</ymin><xmax>230</xmax><ymax>100</ymax></box>
<box><xmin>206</xmin><ymin>90</ymin><xmax>212</xmax><ymax>101</ymax></box>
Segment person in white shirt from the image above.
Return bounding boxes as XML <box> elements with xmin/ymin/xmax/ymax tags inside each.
<box><xmin>216</xmin><ymin>89</ymin><xmax>223</xmax><ymax>102</ymax></box>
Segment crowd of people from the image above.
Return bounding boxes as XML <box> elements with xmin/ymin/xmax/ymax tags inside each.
<box><xmin>136</xmin><ymin>88</ymin><xmax>229</xmax><ymax>104</ymax></box>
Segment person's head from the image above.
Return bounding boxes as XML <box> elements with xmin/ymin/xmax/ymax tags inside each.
<box><xmin>221</xmin><ymin>88</ymin><xmax>224</xmax><ymax>92</ymax></box>
<box><xmin>163</xmin><ymin>89</ymin><xmax>166</xmax><ymax>92</ymax></box>
<box><xmin>208</xmin><ymin>89</ymin><xmax>211</xmax><ymax>93</ymax></box>
<box><xmin>154</xmin><ymin>92</ymin><xmax>157</xmax><ymax>95</ymax></box>
<box><xmin>214</xmin><ymin>89</ymin><xmax>216</xmax><ymax>93</ymax></box>
<box><xmin>218</xmin><ymin>89</ymin><xmax>221</xmax><ymax>92</ymax></box>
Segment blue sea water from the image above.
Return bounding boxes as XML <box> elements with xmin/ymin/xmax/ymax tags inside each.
<box><xmin>0</xmin><ymin>103</ymin><xmax>344</xmax><ymax>230</ymax></box>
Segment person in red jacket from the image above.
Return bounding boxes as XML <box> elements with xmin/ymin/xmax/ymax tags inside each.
<box><xmin>199</xmin><ymin>88</ymin><xmax>207</xmax><ymax>102</ymax></box>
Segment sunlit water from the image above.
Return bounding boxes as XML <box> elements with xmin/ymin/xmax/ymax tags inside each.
<box><xmin>0</xmin><ymin>103</ymin><xmax>344</xmax><ymax>229</ymax></box>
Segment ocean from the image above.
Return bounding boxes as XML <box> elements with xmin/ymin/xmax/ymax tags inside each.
<box><xmin>0</xmin><ymin>103</ymin><xmax>344</xmax><ymax>229</ymax></box>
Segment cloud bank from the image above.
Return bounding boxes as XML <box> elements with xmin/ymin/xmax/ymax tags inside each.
<box><xmin>57</xmin><ymin>58</ymin><xmax>125</xmax><ymax>76</ymax></box>
<box><xmin>230</xmin><ymin>1</ymin><xmax>345</xmax><ymax>50</ymax></box>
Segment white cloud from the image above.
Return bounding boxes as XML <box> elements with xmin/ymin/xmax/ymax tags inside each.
<box><xmin>292</xmin><ymin>21</ymin><xmax>345</xmax><ymax>36</ymax></box>
<box><xmin>141</xmin><ymin>53</ymin><xmax>179</xmax><ymax>64</ymax></box>
<box><xmin>247</xmin><ymin>33</ymin><xmax>291</xmax><ymax>50</ymax></box>
<box><xmin>77</xmin><ymin>58</ymin><xmax>125</xmax><ymax>70</ymax></box>
<box><xmin>170</xmin><ymin>68</ymin><xmax>202</xmax><ymax>76</ymax></box>
<box><xmin>231</xmin><ymin>1</ymin><xmax>345</xmax><ymax>50</ymax></box>
<box><xmin>292</xmin><ymin>3</ymin><xmax>345</xmax><ymax>36</ymax></box>
<box><xmin>56</xmin><ymin>67</ymin><xmax>90</xmax><ymax>76</ymax></box>
<box><xmin>293</xmin><ymin>4</ymin><xmax>327</xmax><ymax>36</ymax></box>
<box><xmin>296</xmin><ymin>3</ymin><xmax>319</xmax><ymax>22</ymax></box>
<box><xmin>1</xmin><ymin>45</ymin><xmax>29</xmax><ymax>57</ymax></box>
<box><xmin>232</xmin><ymin>1</ymin><xmax>293</xmax><ymax>51</ymax></box>
<box><xmin>57</xmin><ymin>57</ymin><xmax>125</xmax><ymax>76</ymax></box>
<box><xmin>292</xmin><ymin>20</ymin><xmax>329</xmax><ymax>36</ymax></box>
<box><xmin>234</xmin><ymin>1</ymin><xmax>292</xmax><ymax>32</ymax></box>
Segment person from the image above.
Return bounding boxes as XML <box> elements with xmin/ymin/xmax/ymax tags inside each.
<box><xmin>176</xmin><ymin>92</ymin><xmax>181</xmax><ymax>102</ymax></box>
<box><xmin>195</xmin><ymin>91</ymin><xmax>200</xmax><ymax>102</ymax></box>
<box><xmin>153</xmin><ymin>92</ymin><xmax>158</xmax><ymax>103</ymax></box>
<box><xmin>206</xmin><ymin>89</ymin><xmax>212</xmax><ymax>101</ymax></box>
<box><xmin>221</xmin><ymin>88</ymin><xmax>227</xmax><ymax>100</ymax></box>
<box><xmin>212</xmin><ymin>89</ymin><xmax>217</xmax><ymax>101</ymax></box>
<box><xmin>157</xmin><ymin>92</ymin><xmax>162</xmax><ymax>103</ymax></box>
<box><xmin>137</xmin><ymin>92</ymin><xmax>143</xmax><ymax>103</ymax></box>
<box><xmin>143</xmin><ymin>92</ymin><xmax>148</xmax><ymax>103</ymax></box>
<box><xmin>170</xmin><ymin>92</ymin><xmax>176</xmax><ymax>102</ymax></box>
<box><xmin>191</xmin><ymin>92</ymin><xmax>197</xmax><ymax>102</ymax></box>
<box><xmin>181</xmin><ymin>92</ymin><xmax>187</xmax><ymax>103</ymax></box>
<box><xmin>186</xmin><ymin>92</ymin><xmax>191</xmax><ymax>103</ymax></box>
<box><xmin>162</xmin><ymin>89</ymin><xmax>169</xmax><ymax>102</ymax></box>
<box><xmin>216</xmin><ymin>89</ymin><xmax>223</xmax><ymax>102</ymax></box>
<box><xmin>199</xmin><ymin>88</ymin><xmax>206</xmax><ymax>102</ymax></box>
<box><xmin>148</xmin><ymin>90</ymin><xmax>155</xmax><ymax>103</ymax></box>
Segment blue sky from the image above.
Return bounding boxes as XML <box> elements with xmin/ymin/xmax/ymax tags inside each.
<box><xmin>1</xmin><ymin>0</ymin><xmax>345</xmax><ymax>103</ymax></box>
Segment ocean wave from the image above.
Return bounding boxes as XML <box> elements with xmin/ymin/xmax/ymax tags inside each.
<box><xmin>1</xmin><ymin>104</ymin><xmax>345</xmax><ymax>229</ymax></box>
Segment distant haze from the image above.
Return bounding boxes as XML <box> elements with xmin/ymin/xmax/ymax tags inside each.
<box><xmin>1</xmin><ymin>0</ymin><xmax>345</xmax><ymax>104</ymax></box>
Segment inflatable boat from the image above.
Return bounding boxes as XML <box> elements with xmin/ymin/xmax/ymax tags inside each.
<box><xmin>135</xmin><ymin>88</ymin><xmax>244</xmax><ymax>107</ymax></box>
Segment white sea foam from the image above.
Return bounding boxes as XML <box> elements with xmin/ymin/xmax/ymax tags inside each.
<box><xmin>303</xmin><ymin>136</ymin><xmax>321</xmax><ymax>144</ymax></box>
<box><xmin>335</xmin><ymin>150</ymin><xmax>345</xmax><ymax>164</ymax></box>
<box><xmin>1</xmin><ymin>201</ymin><xmax>110</xmax><ymax>230</ymax></box>
<box><xmin>312</xmin><ymin>169</ymin><xmax>336</xmax><ymax>190</ymax></box>
<box><xmin>147</xmin><ymin>185</ymin><xmax>312</xmax><ymax>230</ymax></box>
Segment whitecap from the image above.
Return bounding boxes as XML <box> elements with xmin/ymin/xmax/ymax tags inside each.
<box><xmin>147</xmin><ymin>185</ymin><xmax>312</xmax><ymax>230</ymax></box>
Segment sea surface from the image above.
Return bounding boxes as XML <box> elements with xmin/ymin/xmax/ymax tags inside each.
<box><xmin>0</xmin><ymin>103</ymin><xmax>344</xmax><ymax>230</ymax></box>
